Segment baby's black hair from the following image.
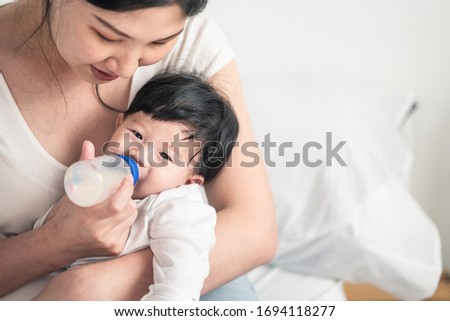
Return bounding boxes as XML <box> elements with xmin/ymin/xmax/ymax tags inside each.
<box><xmin>125</xmin><ymin>72</ymin><xmax>239</xmax><ymax>183</ymax></box>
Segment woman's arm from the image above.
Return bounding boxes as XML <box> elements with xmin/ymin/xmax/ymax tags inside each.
<box><xmin>0</xmin><ymin>217</ymin><xmax>78</xmax><ymax>297</ymax></box>
<box><xmin>202</xmin><ymin>60</ymin><xmax>277</xmax><ymax>292</ymax></box>
<box><xmin>34</xmin><ymin>248</ymin><xmax>154</xmax><ymax>300</ymax></box>
<box><xmin>0</xmin><ymin>142</ymin><xmax>138</xmax><ymax>298</ymax></box>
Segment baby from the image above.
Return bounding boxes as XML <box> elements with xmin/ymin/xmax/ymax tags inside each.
<box><xmin>35</xmin><ymin>72</ymin><xmax>239</xmax><ymax>301</ymax></box>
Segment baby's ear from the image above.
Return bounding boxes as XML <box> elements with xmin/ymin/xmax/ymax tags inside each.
<box><xmin>185</xmin><ymin>174</ymin><xmax>205</xmax><ymax>186</ymax></box>
<box><xmin>115</xmin><ymin>113</ymin><xmax>126</xmax><ymax>129</ymax></box>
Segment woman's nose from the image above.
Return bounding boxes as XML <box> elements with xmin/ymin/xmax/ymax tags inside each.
<box><xmin>105</xmin><ymin>50</ymin><xmax>140</xmax><ymax>78</ymax></box>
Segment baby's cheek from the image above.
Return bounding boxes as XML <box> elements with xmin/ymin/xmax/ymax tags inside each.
<box><xmin>102</xmin><ymin>140</ymin><xmax>122</xmax><ymax>155</ymax></box>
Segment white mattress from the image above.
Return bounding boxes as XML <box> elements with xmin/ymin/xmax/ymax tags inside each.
<box><xmin>249</xmin><ymin>266</ymin><xmax>346</xmax><ymax>300</ymax></box>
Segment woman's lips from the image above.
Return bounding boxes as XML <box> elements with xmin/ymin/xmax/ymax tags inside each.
<box><xmin>90</xmin><ymin>65</ymin><xmax>118</xmax><ymax>81</ymax></box>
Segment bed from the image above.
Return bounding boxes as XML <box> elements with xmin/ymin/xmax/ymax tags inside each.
<box><xmin>241</xmin><ymin>75</ymin><xmax>442</xmax><ymax>300</ymax></box>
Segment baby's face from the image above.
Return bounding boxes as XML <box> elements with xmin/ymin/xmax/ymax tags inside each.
<box><xmin>107</xmin><ymin>112</ymin><xmax>203</xmax><ymax>199</ymax></box>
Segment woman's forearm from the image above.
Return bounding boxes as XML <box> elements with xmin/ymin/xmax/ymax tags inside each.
<box><xmin>34</xmin><ymin>248</ymin><xmax>154</xmax><ymax>300</ymax></box>
<box><xmin>202</xmin><ymin>203</ymin><xmax>277</xmax><ymax>294</ymax></box>
<box><xmin>202</xmin><ymin>134</ymin><xmax>277</xmax><ymax>292</ymax></box>
<box><xmin>0</xmin><ymin>221</ymin><xmax>77</xmax><ymax>297</ymax></box>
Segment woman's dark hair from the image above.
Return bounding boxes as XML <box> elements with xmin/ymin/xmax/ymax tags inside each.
<box><xmin>35</xmin><ymin>0</ymin><xmax>207</xmax><ymax>39</ymax></box>
<box><xmin>31</xmin><ymin>0</ymin><xmax>207</xmax><ymax>58</ymax></box>
<box><xmin>87</xmin><ymin>0</ymin><xmax>208</xmax><ymax>16</ymax></box>
<box><xmin>125</xmin><ymin>72</ymin><xmax>239</xmax><ymax>183</ymax></box>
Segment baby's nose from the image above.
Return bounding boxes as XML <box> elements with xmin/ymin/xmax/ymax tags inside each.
<box><xmin>128</xmin><ymin>148</ymin><xmax>146</xmax><ymax>167</ymax></box>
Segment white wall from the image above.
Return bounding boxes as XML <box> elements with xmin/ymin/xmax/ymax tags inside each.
<box><xmin>206</xmin><ymin>0</ymin><xmax>450</xmax><ymax>270</ymax></box>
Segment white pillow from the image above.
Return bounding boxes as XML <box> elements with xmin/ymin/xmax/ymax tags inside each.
<box><xmin>243</xmin><ymin>75</ymin><xmax>442</xmax><ymax>300</ymax></box>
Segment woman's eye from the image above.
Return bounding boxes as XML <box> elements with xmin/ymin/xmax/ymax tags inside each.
<box><xmin>159</xmin><ymin>152</ymin><xmax>172</xmax><ymax>162</ymax></box>
<box><xmin>131</xmin><ymin>130</ymin><xmax>143</xmax><ymax>140</ymax></box>
<box><xmin>152</xmin><ymin>41</ymin><xmax>167</xmax><ymax>47</ymax></box>
<box><xmin>95</xmin><ymin>30</ymin><xmax>116</xmax><ymax>43</ymax></box>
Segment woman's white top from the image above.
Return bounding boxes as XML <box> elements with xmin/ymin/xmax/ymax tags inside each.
<box><xmin>0</xmin><ymin>15</ymin><xmax>233</xmax><ymax>299</ymax></box>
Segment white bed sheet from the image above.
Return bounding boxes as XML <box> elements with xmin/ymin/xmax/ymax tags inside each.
<box><xmin>243</xmin><ymin>75</ymin><xmax>441</xmax><ymax>300</ymax></box>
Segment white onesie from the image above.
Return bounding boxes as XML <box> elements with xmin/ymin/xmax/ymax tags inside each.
<box><xmin>34</xmin><ymin>184</ymin><xmax>216</xmax><ymax>301</ymax></box>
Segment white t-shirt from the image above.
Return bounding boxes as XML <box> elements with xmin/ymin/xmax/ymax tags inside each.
<box><xmin>0</xmin><ymin>14</ymin><xmax>233</xmax><ymax>300</ymax></box>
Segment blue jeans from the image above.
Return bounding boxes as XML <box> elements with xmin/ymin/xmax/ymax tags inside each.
<box><xmin>200</xmin><ymin>275</ymin><xmax>257</xmax><ymax>301</ymax></box>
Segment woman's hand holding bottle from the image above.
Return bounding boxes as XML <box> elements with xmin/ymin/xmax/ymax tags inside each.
<box><xmin>44</xmin><ymin>141</ymin><xmax>138</xmax><ymax>259</ymax></box>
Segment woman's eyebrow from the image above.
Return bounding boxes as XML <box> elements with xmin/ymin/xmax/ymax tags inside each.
<box><xmin>94</xmin><ymin>15</ymin><xmax>132</xmax><ymax>39</ymax></box>
<box><xmin>155</xmin><ymin>28</ymin><xmax>185</xmax><ymax>42</ymax></box>
<box><xmin>94</xmin><ymin>15</ymin><xmax>185</xmax><ymax>43</ymax></box>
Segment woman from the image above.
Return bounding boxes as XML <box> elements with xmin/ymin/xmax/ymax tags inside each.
<box><xmin>0</xmin><ymin>0</ymin><xmax>277</xmax><ymax>300</ymax></box>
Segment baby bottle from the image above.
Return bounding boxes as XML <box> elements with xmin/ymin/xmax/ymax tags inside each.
<box><xmin>64</xmin><ymin>154</ymin><xmax>139</xmax><ymax>207</ymax></box>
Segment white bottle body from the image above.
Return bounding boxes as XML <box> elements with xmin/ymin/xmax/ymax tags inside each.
<box><xmin>64</xmin><ymin>154</ymin><xmax>137</xmax><ymax>207</ymax></box>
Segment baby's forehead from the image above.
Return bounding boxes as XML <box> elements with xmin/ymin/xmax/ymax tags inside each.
<box><xmin>127</xmin><ymin>113</ymin><xmax>190</xmax><ymax>134</ymax></box>
<box><xmin>127</xmin><ymin>114</ymin><xmax>202</xmax><ymax>144</ymax></box>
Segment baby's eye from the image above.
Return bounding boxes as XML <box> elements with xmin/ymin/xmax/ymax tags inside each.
<box><xmin>159</xmin><ymin>152</ymin><xmax>173</xmax><ymax>162</ymax></box>
<box><xmin>131</xmin><ymin>130</ymin><xmax>143</xmax><ymax>140</ymax></box>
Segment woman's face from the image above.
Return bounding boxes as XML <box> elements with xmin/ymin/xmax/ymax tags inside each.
<box><xmin>49</xmin><ymin>0</ymin><xmax>186</xmax><ymax>82</ymax></box>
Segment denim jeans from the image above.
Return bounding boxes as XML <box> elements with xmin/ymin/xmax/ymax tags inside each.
<box><xmin>200</xmin><ymin>275</ymin><xmax>257</xmax><ymax>301</ymax></box>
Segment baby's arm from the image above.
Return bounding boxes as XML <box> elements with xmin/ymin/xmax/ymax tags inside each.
<box><xmin>140</xmin><ymin>185</ymin><xmax>216</xmax><ymax>301</ymax></box>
